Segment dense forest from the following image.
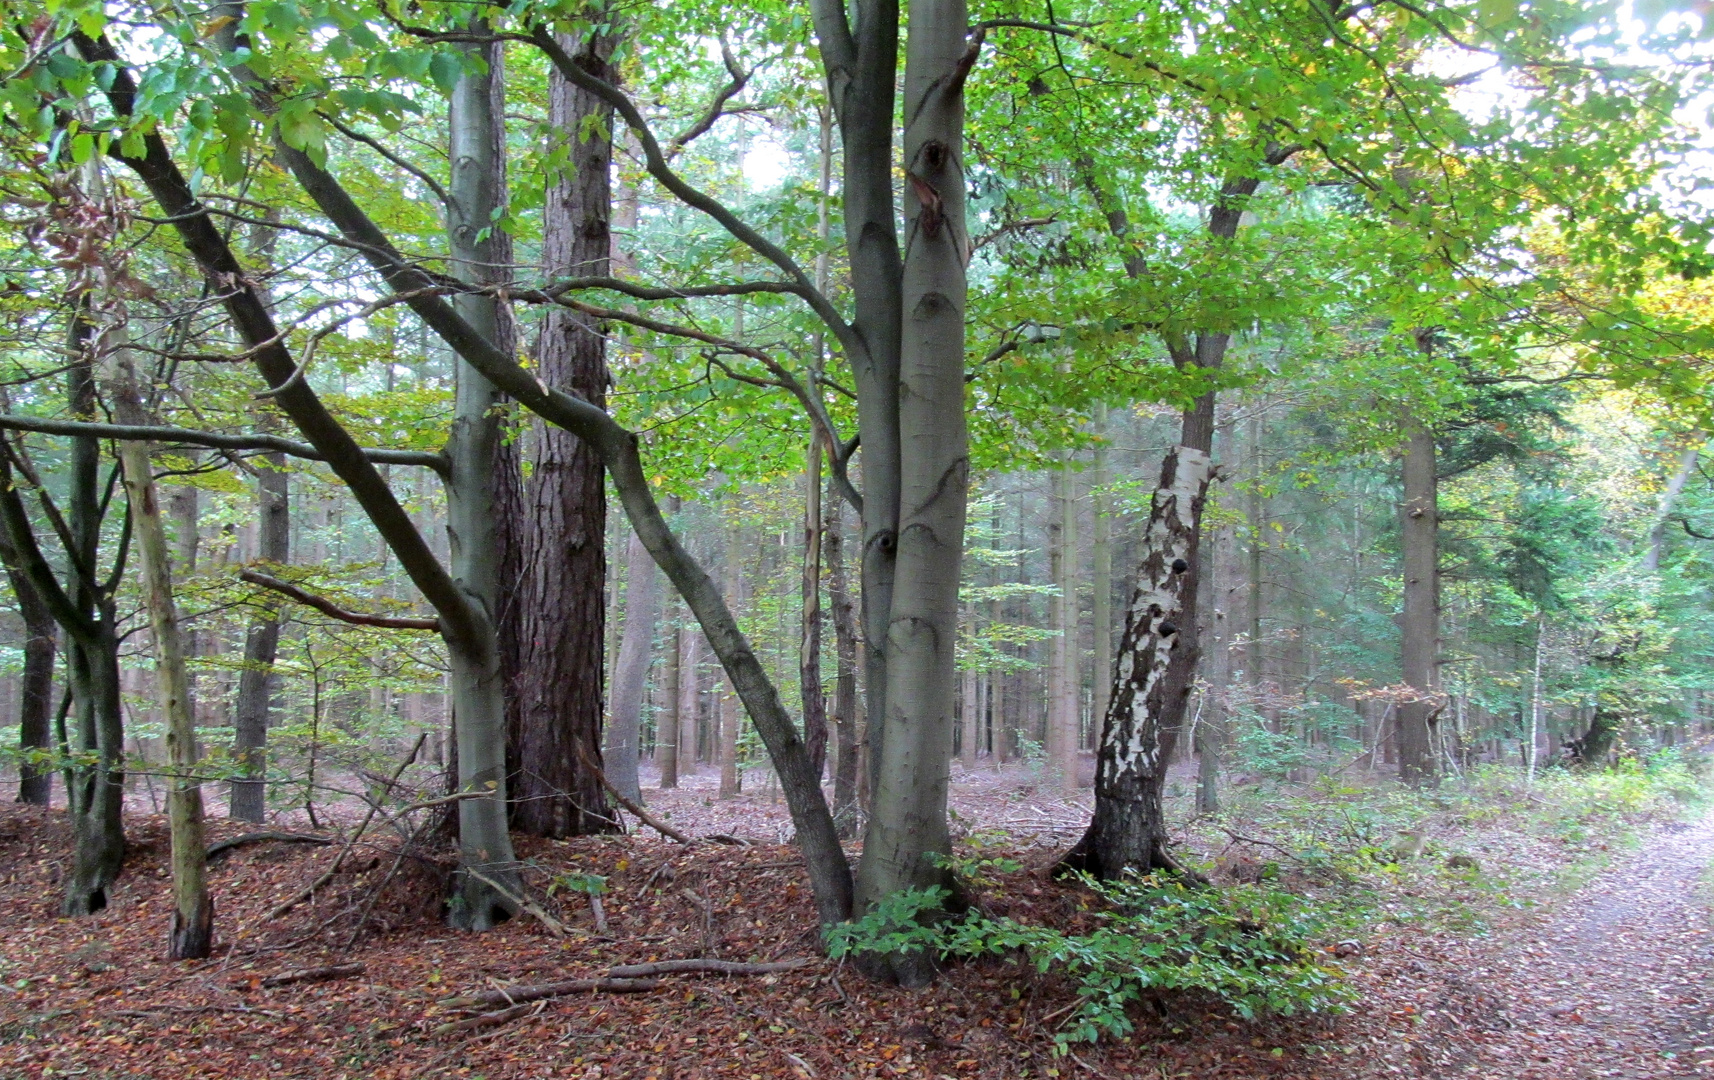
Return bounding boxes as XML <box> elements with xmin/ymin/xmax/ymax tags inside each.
<box><xmin>0</xmin><ymin>0</ymin><xmax>1709</xmax><ymax>1075</ymax></box>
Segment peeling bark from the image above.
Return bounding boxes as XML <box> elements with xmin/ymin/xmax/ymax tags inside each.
<box><xmin>1063</xmin><ymin>447</ymin><xmax>1212</xmax><ymax>878</ymax></box>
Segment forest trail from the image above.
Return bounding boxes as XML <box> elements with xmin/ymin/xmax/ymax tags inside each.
<box><xmin>1413</xmin><ymin>813</ymin><xmax>1714</xmax><ymax>1079</ymax></box>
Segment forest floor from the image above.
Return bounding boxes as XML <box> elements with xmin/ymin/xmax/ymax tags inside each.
<box><xmin>0</xmin><ymin>758</ymin><xmax>1706</xmax><ymax>1079</ymax></box>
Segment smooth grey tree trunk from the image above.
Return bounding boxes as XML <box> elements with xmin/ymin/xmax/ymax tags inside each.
<box><xmin>606</xmin><ymin>525</ymin><xmax>659</xmax><ymax>803</ymax></box>
<box><xmin>852</xmin><ymin>0</ymin><xmax>971</xmax><ymax>986</ymax></box>
<box><xmin>444</xmin><ymin>25</ymin><xmax>523</xmax><ymax>926</ymax></box>
<box><xmin>659</xmin><ymin>610</ymin><xmax>681</xmax><ymax>789</ymax></box>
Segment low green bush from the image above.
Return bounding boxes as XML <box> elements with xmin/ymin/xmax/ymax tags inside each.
<box><xmin>826</xmin><ymin>873</ymin><xmax>1351</xmax><ymax>1052</ymax></box>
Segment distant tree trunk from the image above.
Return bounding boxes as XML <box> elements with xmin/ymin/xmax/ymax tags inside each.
<box><xmin>1570</xmin><ymin>705</ymin><xmax>1620</xmax><ymax>766</ymax></box>
<box><xmin>1643</xmin><ymin>442</ymin><xmax>1701</xmax><ymax>572</ymax></box>
<box><xmin>1397</xmin><ymin>399</ymin><xmax>1439</xmax><ymax>785</ymax></box>
<box><xmin>605</xmin><ymin>525</ymin><xmax>659</xmax><ymax>803</ymax></box>
<box><xmin>1091</xmin><ymin>404</ymin><xmax>1113</xmax><ymax>747</ymax></box>
<box><xmin>1527</xmin><ymin>612</ymin><xmax>1544</xmax><ymax>782</ymax></box>
<box><xmin>826</xmin><ymin>488</ymin><xmax>861</xmax><ymax>831</ymax></box>
<box><xmin>1048</xmin><ymin>462</ymin><xmax>1079</xmax><ymax>790</ymax></box>
<box><xmin>802</xmin><ymin>441</ymin><xmax>828</xmax><ymax>780</ymax></box>
<box><xmin>112</xmin><ymin>342</ymin><xmax>212</xmax><ymax>960</ymax></box>
<box><xmin>659</xmin><ymin>615</ymin><xmax>681</xmax><ymax>789</ymax></box>
<box><xmin>1247</xmin><ymin>411</ymin><xmax>1265</xmax><ymax>689</ymax></box>
<box><xmin>501</xmin><ymin>25</ymin><xmax>616</xmax><ymax>838</ymax></box>
<box><xmin>0</xmin><ymin>539</ymin><xmax>56</xmax><ymax>807</ymax></box>
<box><xmin>1197</xmin><ymin>416</ymin><xmax>1236</xmax><ymax>814</ymax></box>
<box><xmin>1062</xmin><ymin>446</ymin><xmax>1213</xmax><ymax>878</ymax></box>
<box><xmin>1047</xmin><ymin>467</ymin><xmax>1068</xmax><ymax>783</ymax></box>
<box><xmin>719</xmin><ymin>530</ymin><xmax>743</xmax><ymax>799</ymax></box>
<box><xmin>230</xmin><ymin>453</ymin><xmax>286</xmax><ymax>822</ymax></box>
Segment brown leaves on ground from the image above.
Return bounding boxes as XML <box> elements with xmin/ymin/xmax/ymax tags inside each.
<box><xmin>0</xmin><ymin>772</ymin><xmax>1707</xmax><ymax>1079</ymax></box>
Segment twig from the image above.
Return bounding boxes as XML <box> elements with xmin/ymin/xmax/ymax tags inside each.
<box><xmin>605</xmin><ymin>957</ymin><xmax>812</xmax><ymax>978</ymax></box>
<box><xmin>260</xmin><ymin>962</ymin><xmax>366</xmax><ymax>988</ymax></box>
<box><xmin>466</xmin><ymin>868</ymin><xmax>570</xmax><ymax>938</ymax></box>
<box><xmin>268</xmin><ymin>734</ymin><xmax>426</xmax><ymax>919</ymax></box>
<box><xmin>575</xmin><ymin>742</ymin><xmax>692</xmax><ymax>844</ymax></box>
<box><xmin>437</xmin><ymin>977</ymin><xmax>661</xmax><ymax>1010</ymax></box>
<box><xmin>1217</xmin><ymin>827</ymin><xmax>1304</xmax><ymax>862</ymax></box>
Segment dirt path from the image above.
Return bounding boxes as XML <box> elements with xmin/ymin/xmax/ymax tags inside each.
<box><xmin>1401</xmin><ymin>814</ymin><xmax>1714</xmax><ymax>1079</ymax></box>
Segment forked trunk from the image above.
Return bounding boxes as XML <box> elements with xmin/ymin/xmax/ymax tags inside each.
<box><xmin>852</xmin><ymin>0</ymin><xmax>971</xmax><ymax>986</ymax></box>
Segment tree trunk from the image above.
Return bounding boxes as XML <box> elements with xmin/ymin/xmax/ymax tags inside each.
<box><xmin>1196</xmin><ymin>420</ymin><xmax>1236</xmax><ymax>815</ymax></box>
<box><xmin>0</xmin><ymin>542</ymin><xmax>56</xmax><ymax>807</ymax></box>
<box><xmin>501</xmin><ymin>26</ymin><xmax>616</xmax><ymax>839</ymax></box>
<box><xmin>852</xmin><ymin>0</ymin><xmax>970</xmax><ymax>986</ymax></box>
<box><xmin>719</xmin><ymin>528</ymin><xmax>743</xmax><ymax>799</ymax></box>
<box><xmin>826</xmin><ymin>486</ymin><xmax>862</xmax><ymax>831</ymax></box>
<box><xmin>1397</xmin><ymin>408</ymin><xmax>1439</xmax><ymax>785</ymax></box>
<box><xmin>659</xmin><ymin>568</ymin><xmax>682</xmax><ymax>790</ymax></box>
<box><xmin>606</xmin><ymin>524</ymin><xmax>659</xmax><ymax>803</ymax></box>
<box><xmin>802</xmin><ymin>442</ymin><xmax>828</xmax><ymax>781</ymax></box>
<box><xmin>1644</xmin><ymin>442</ymin><xmax>1701</xmax><ymax>572</ymax></box>
<box><xmin>230</xmin><ymin>453</ymin><xmax>286</xmax><ymax>821</ymax></box>
<box><xmin>1062</xmin><ymin>446</ymin><xmax>1213</xmax><ymax>878</ymax></box>
<box><xmin>444</xmin><ymin>26</ymin><xmax>523</xmax><ymax>926</ymax></box>
<box><xmin>1091</xmin><ymin>404</ymin><xmax>1113</xmax><ymax>752</ymax></box>
<box><xmin>112</xmin><ymin>343</ymin><xmax>213</xmax><ymax>960</ymax></box>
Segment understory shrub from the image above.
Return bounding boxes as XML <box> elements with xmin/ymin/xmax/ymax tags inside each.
<box><xmin>827</xmin><ymin>873</ymin><xmax>1351</xmax><ymax>1051</ymax></box>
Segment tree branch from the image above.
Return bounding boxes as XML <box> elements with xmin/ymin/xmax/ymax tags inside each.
<box><xmin>239</xmin><ymin>570</ymin><xmax>440</xmax><ymax>630</ymax></box>
<box><xmin>0</xmin><ymin>413</ymin><xmax>448</xmax><ymax>475</ymax></box>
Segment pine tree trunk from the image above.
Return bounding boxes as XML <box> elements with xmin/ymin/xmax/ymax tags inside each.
<box><xmin>606</xmin><ymin>526</ymin><xmax>659</xmax><ymax>803</ymax></box>
<box><xmin>500</xmin><ymin>26</ymin><xmax>616</xmax><ymax>838</ymax></box>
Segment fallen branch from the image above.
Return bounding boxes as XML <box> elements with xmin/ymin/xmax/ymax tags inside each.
<box><xmin>575</xmin><ymin>742</ymin><xmax>692</xmax><ymax>844</ymax></box>
<box><xmin>438</xmin><ymin>977</ymin><xmax>661</xmax><ymax>1010</ymax></box>
<box><xmin>605</xmin><ymin>957</ymin><xmax>813</xmax><ymax>978</ymax></box>
<box><xmin>260</xmin><ymin>962</ymin><xmax>366</xmax><ymax>988</ymax></box>
<box><xmin>1217</xmin><ymin>827</ymin><xmax>1304</xmax><ymax>862</ymax></box>
<box><xmin>241</xmin><ymin>570</ymin><xmax>439</xmax><ymax>630</ymax></box>
<box><xmin>206</xmin><ymin>831</ymin><xmax>332</xmax><ymax>862</ymax></box>
<box><xmin>432</xmin><ymin>1000</ymin><xmax>545</xmax><ymax>1036</ymax></box>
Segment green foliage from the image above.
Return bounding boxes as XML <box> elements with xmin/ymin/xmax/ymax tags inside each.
<box><xmin>826</xmin><ymin>875</ymin><xmax>1351</xmax><ymax>1052</ymax></box>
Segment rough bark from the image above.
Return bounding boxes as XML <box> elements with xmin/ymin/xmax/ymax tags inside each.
<box><xmin>445</xmin><ymin>27</ymin><xmax>523</xmax><ymax>926</ymax></box>
<box><xmin>502</xmin><ymin>26</ymin><xmax>615</xmax><ymax>839</ymax></box>
<box><xmin>1398</xmin><ymin>411</ymin><xmax>1439</xmax><ymax>785</ymax></box>
<box><xmin>606</xmin><ymin>525</ymin><xmax>659</xmax><ymax>803</ymax></box>
<box><xmin>851</xmin><ymin>0</ymin><xmax>971</xmax><ymax>986</ymax></box>
<box><xmin>1063</xmin><ymin>447</ymin><xmax>1213</xmax><ymax>878</ymax></box>
<box><xmin>230</xmin><ymin>452</ymin><xmax>286</xmax><ymax>822</ymax></box>
<box><xmin>111</xmin><ymin>340</ymin><xmax>213</xmax><ymax>959</ymax></box>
